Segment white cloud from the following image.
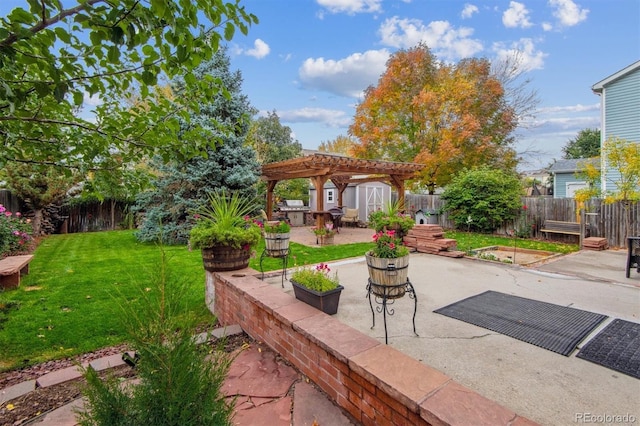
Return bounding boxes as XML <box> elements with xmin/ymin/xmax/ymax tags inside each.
<box><xmin>536</xmin><ymin>103</ymin><xmax>599</xmax><ymax>114</ymax></box>
<box><xmin>298</xmin><ymin>49</ymin><xmax>390</xmax><ymax>98</ymax></box>
<box><xmin>378</xmin><ymin>17</ymin><xmax>483</xmax><ymax>61</ymax></box>
<box><xmin>461</xmin><ymin>3</ymin><xmax>479</xmax><ymax>19</ymax></box>
<box><xmin>502</xmin><ymin>1</ymin><xmax>533</xmax><ymax>28</ymax></box>
<box><xmin>83</xmin><ymin>92</ymin><xmax>101</xmax><ymax>106</ymax></box>
<box><xmin>278</xmin><ymin>107</ymin><xmax>352</xmax><ymax>128</ymax></box>
<box><xmin>316</xmin><ymin>0</ymin><xmax>382</xmax><ymax>15</ymax></box>
<box><xmin>493</xmin><ymin>38</ymin><xmax>547</xmax><ymax>72</ymax></box>
<box><xmin>245</xmin><ymin>39</ymin><xmax>270</xmax><ymax>59</ymax></box>
<box><xmin>549</xmin><ymin>0</ymin><xmax>589</xmax><ymax>27</ymax></box>
<box><xmin>541</xmin><ymin>22</ymin><xmax>553</xmax><ymax>31</ymax></box>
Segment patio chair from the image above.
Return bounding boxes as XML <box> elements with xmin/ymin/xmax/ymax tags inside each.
<box><xmin>341</xmin><ymin>208</ymin><xmax>360</xmax><ymax>227</ymax></box>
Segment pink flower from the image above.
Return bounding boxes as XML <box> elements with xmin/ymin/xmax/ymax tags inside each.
<box><xmin>5</xmin><ymin>211</ymin><xmax>12</xmax><ymax>217</ymax></box>
<box><xmin>0</xmin><ymin>205</ymin><xmax>5</xmax><ymax>213</ymax></box>
<box><xmin>15</xmin><ymin>212</ymin><xmax>21</xmax><ymax>217</ymax></box>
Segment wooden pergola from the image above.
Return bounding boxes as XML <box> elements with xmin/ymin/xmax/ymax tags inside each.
<box><xmin>261</xmin><ymin>153</ymin><xmax>423</xmax><ymax>229</ymax></box>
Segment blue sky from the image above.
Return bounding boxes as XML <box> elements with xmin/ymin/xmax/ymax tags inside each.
<box><xmin>228</xmin><ymin>0</ymin><xmax>639</xmax><ymax>169</ymax></box>
<box><xmin>2</xmin><ymin>0</ymin><xmax>638</xmax><ymax>171</ymax></box>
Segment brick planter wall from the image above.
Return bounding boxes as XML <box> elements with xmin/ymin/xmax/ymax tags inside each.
<box><xmin>209</xmin><ymin>270</ymin><xmax>537</xmax><ymax>426</ymax></box>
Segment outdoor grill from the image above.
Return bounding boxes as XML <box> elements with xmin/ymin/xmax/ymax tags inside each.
<box><xmin>279</xmin><ymin>200</ymin><xmax>310</xmax><ymax>226</ymax></box>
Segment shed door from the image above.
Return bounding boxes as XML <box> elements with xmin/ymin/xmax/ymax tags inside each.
<box><xmin>566</xmin><ymin>182</ymin><xmax>588</xmax><ymax>198</ymax></box>
<box><xmin>366</xmin><ymin>186</ymin><xmax>383</xmax><ymax>219</ymax></box>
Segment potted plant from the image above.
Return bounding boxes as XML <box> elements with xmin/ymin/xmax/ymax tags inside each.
<box><xmin>311</xmin><ymin>223</ymin><xmax>337</xmax><ymax>245</ymax></box>
<box><xmin>263</xmin><ymin>220</ymin><xmax>291</xmax><ymax>256</ymax></box>
<box><xmin>290</xmin><ymin>263</ymin><xmax>343</xmax><ymax>315</ymax></box>
<box><xmin>189</xmin><ymin>191</ymin><xmax>262</xmax><ymax>272</ymax></box>
<box><xmin>365</xmin><ymin>229</ymin><xmax>410</xmax><ymax>298</ymax></box>
<box><xmin>368</xmin><ymin>200</ymin><xmax>415</xmax><ymax>238</ymax></box>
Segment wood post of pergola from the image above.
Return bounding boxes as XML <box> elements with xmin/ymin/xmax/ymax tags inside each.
<box><xmin>265</xmin><ymin>180</ymin><xmax>278</xmax><ymax>220</ymax></box>
<box><xmin>331</xmin><ymin>179</ymin><xmax>350</xmax><ymax>208</ymax></box>
<box><xmin>311</xmin><ymin>175</ymin><xmax>330</xmax><ymax>229</ymax></box>
<box><xmin>389</xmin><ymin>175</ymin><xmax>407</xmax><ymax>212</ymax></box>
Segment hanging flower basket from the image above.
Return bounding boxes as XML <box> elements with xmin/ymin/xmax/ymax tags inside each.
<box><xmin>201</xmin><ymin>245</ymin><xmax>251</xmax><ymax>272</ymax></box>
<box><xmin>264</xmin><ymin>232</ymin><xmax>290</xmax><ymax>256</ymax></box>
<box><xmin>365</xmin><ymin>253</ymin><xmax>409</xmax><ymax>298</ymax></box>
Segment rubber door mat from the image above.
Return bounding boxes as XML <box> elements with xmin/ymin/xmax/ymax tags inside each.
<box><xmin>577</xmin><ymin>318</ymin><xmax>640</xmax><ymax>379</ymax></box>
<box><xmin>434</xmin><ymin>290</ymin><xmax>607</xmax><ymax>356</ymax></box>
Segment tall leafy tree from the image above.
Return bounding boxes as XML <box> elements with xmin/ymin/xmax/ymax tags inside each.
<box><xmin>246</xmin><ymin>110</ymin><xmax>302</xmax><ymax>164</ymax></box>
<box><xmin>0</xmin><ymin>0</ymin><xmax>257</xmax><ymax>171</ymax></box>
<box><xmin>134</xmin><ymin>49</ymin><xmax>260</xmax><ymax>244</ymax></box>
<box><xmin>245</xmin><ymin>111</ymin><xmax>307</xmax><ymax>204</ymax></box>
<box><xmin>574</xmin><ymin>137</ymin><xmax>639</xmax><ymax>241</ymax></box>
<box><xmin>562</xmin><ymin>128</ymin><xmax>601</xmax><ymax>159</ymax></box>
<box><xmin>318</xmin><ymin>135</ymin><xmax>356</xmax><ymax>156</ymax></box>
<box><xmin>349</xmin><ymin>44</ymin><xmax>519</xmax><ymax>194</ymax></box>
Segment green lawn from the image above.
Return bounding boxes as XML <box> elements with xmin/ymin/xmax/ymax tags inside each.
<box><xmin>0</xmin><ymin>229</ymin><xmax>577</xmax><ymax>372</ymax></box>
<box><xmin>0</xmin><ymin>231</ymin><xmax>374</xmax><ymax>371</ymax></box>
<box><xmin>445</xmin><ymin>230</ymin><xmax>579</xmax><ymax>254</ymax></box>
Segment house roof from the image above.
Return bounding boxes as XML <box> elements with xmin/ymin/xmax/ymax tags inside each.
<box><xmin>548</xmin><ymin>158</ymin><xmax>600</xmax><ymax>173</ymax></box>
<box><xmin>592</xmin><ymin>60</ymin><xmax>640</xmax><ymax>93</ymax></box>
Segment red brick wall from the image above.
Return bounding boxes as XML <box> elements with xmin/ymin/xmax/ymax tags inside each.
<box><xmin>210</xmin><ymin>271</ymin><xmax>536</xmax><ymax>426</ymax></box>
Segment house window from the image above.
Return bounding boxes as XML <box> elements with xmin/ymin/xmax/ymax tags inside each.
<box><xmin>326</xmin><ymin>189</ymin><xmax>335</xmax><ymax>204</ymax></box>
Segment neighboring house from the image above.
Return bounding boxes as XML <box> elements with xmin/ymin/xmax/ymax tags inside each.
<box><xmin>309</xmin><ymin>180</ymin><xmax>392</xmax><ymax>223</ymax></box>
<box><xmin>591</xmin><ymin>60</ymin><xmax>640</xmax><ymax>193</ymax></box>
<box><xmin>548</xmin><ymin>158</ymin><xmax>600</xmax><ymax>198</ymax></box>
<box><xmin>520</xmin><ymin>169</ymin><xmax>551</xmax><ymax>196</ymax></box>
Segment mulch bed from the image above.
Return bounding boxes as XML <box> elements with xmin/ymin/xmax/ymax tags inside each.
<box><xmin>0</xmin><ymin>332</ymin><xmax>252</xmax><ymax>426</ymax></box>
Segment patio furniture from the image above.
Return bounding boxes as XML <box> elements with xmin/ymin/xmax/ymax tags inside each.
<box><xmin>341</xmin><ymin>208</ymin><xmax>359</xmax><ymax>227</ymax></box>
<box><xmin>626</xmin><ymin>237</ymin><xmax>640</xmax><ymax>278</ymax></box>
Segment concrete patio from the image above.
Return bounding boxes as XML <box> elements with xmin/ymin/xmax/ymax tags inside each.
<box><xmin>262</xmin><ymin>226</ymin><xmax>640</xmax><ymax>425</ymax></box>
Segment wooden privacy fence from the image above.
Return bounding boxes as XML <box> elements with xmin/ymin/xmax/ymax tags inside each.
<box><xmin>404</xmin><ymin>194</ymin><xmax>640</xmax><ymax>248</ymax></box>
<box><xmin>61</xmin><ymin>201</ymin><xmax>131</xmax><ymax>234</ymax></box>
<box><xmin>0</xmin><ymin>190</ymin><xmax>26</xmax><ymax>214</ymax></box>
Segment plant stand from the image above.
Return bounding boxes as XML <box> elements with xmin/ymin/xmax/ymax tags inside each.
<box><xmin>367</xmin><ymin>278</ymin><xmax>418</xmax><ymax>344</ymax></box>
<box><xmin>260</xmin><ymin>248</ymin><xmax>289</xmax><ymax>287</ymax></box>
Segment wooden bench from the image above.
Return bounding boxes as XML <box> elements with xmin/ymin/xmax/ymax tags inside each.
<box><xmin>0</xmin><ymin>255</ymin><xmax>34</xmax><ymax>290</ymax></box>
<box><xmin>540</xmin><ymin>220</ymin><xmax>584</xmax><ymax>236</ymax></box>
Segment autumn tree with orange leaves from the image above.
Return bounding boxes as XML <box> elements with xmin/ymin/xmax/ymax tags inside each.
<box><xmin>318</xmin><ymin>135</ymin><xmax>357</xmax><ymax>156</ymax></box>
<box><xmin>349</xmin><ymin>44</ymin><xmax>519</xmax><ymax>194</ymax></box>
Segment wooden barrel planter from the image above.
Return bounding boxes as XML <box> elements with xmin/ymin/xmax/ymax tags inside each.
<box><xmin>264</xmin><ymin>232</ymin><xmax>290</xmax><ymax>256</ymax></box>
<box><xmin>365</xmin><ymin>253</ymin><xmax>409</xmax><ymax>298</ymax></box>
<box><xmin>318</xmin><ymin>235</ymin><xmax>334</xmax><ymax>246</ymax></box>
<box><xmin>201</xmin><ymin>245</ymin><xmax>251</xmax><ymax>272</ymax></box>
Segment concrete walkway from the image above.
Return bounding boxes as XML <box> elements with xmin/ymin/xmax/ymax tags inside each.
<box><xmin>266</xmin><ymin>231</ymin><xmax>640</xmax><ymax>426</ymax></box>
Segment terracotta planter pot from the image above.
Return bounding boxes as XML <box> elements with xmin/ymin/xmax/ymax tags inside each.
<box><xmin>201</xmin><ymin>245</ymin><xmax>251</xmax><ymax>272</ymax></box>
<box><xmin>264</xmin><ymin>232</ymin><xmax>290</xmax><ymax>256</ymax></box>
<box><xmin>365</xmin><ymin>253</ymin><xmax>409</xmax><ymax>298</ymax></box>
<box><xmin>291</xmin><ymin>280</ymin><xmax>344</xmax><ymax>315</ymax></box>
